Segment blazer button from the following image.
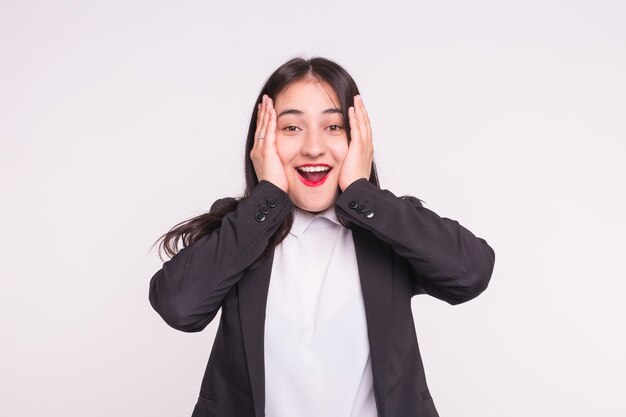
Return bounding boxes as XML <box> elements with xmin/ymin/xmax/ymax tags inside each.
<box><xmin>255</xmin><ymin>212</ymin><xmax>266</xmax><ymax>222</ymax></box>
<box><xmin>266</xmin><ymin>199</ymin><xmax>277</xmax><ymax>208</ymax></box>
<box><xmin>260</xmin><ymin>205</ymin><xmax>270</xmax><ymax>214</ymax></box>
<box><xmin>364</xmin><ymin>209</ymin><xmax>375</xmax><ymax>219</ymax></box>
<box><xmin>355</xmin><ymin>205</ymin><xmax>365</xmax><ymax>214</ymax></box>
<box><xmin>348</xmin><ymin>201</ymin><xmax>358</xmax><ymax>209</ymax></box>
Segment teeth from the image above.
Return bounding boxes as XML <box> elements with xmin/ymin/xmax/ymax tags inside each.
<box><xmin>297</xmin><ymin>166</ymin><xmax>330</xmax><ymax>173</ymax></box>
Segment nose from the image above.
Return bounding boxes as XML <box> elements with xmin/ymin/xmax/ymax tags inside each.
<box><xmin>300</xmin><ymin>130</ymin><xmax>326</xmax><ymax>157</ymax></box>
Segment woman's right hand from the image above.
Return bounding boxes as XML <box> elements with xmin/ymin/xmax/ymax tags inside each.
<box><xmin>250</xmin><ymin>94</ymin><xmax>288</xmax><ymax>192</ymax></box>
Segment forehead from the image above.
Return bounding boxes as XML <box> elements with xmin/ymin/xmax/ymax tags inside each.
<box><xmin>274</xmin><ymin>78</ymin><xmax>340</xmax><ymax>110</ymax></box>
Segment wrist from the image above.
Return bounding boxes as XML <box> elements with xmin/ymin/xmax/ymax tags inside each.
<box><xmin>340</xmin><ymin>176</ymin><xmax>368</xmax><ymax>192</ymax></box>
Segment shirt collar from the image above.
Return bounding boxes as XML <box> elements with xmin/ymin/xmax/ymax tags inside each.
<box><xmin>290</xmin><ymin>206</ymin><xmax>341</xmax><ymax>238</ymax></box>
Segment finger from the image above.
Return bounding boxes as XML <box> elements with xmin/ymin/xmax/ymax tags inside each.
<box><xmin>354</xmin><ymin>98</ymin><xmax>366</xmax><ymax>138</ymax></box>
<box><xmin>257</xmin><ymin>96</ymin><xmax>270</xmax><ymax>147</ymax></box>
<box><xmin>356</xmin><ymin>95</ymin><xmax>372</xmax><ymax>141</ymax></box>
<box><xmin>266</xmin><ymin>104</ymin><xmax>277</xmax><ymax>147</ymax></box>
<box><xmin>354</xmin><ymin>96</ymin><xmax>370</xmax><ymax>143</ymax></box>
<box><xmin>256</xmin><ymin>95</ymin><xmax>266</xmax><ymax>129</ymax></box>
<box><xmin>262</xmin><ymin>97</ymin><xmax>275</xmax><ymax>141</ymax></box>
<box><xmin>253</xmin><ymin>103</ymin><xmax>262</xmax><ymax>147</ymax></box>
<box><xmin>348</xmin><ymin>106</ymin><xmax>361</xmax><ymax>143</ymax></box>
<box><xmin>254</xmin><ymin>96</ymin><xmax>267</xmax><ymax>148</ymax></box>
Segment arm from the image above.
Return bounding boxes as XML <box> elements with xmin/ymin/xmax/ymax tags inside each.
<box><xmin>335</xmin><ymin>179</ymin><xmax>495</xmax><ymax>305</ymax></box>
<box><xmin>149</xmin><ymin>181</ymin><xmax>293</xmax><ymax>332</ymax></box>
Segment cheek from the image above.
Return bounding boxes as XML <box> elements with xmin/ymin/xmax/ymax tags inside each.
<box><xmin>275</xmin><ymin>138</ymin><xmax>297</xmax><ymax>167</ymax></box>
<box><xmin>331</xmin><ymin>140</ymin><xmax>349</xmax><ymax>166</ymax></box>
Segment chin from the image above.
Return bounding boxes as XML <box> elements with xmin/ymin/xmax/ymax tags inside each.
<box><xmin>287</xmin><ymin>175</ymin><xmax>340</xmax><ymax>212</ymax></box>
<box><xmin>290</xmin><ymin>192</ymin><xmax>336</xmax><ymax>213</ymax></box>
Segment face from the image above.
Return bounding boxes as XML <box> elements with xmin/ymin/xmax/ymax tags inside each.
<box><xmin>273</xmin><ymin>78</ymin><xmax>349</xmax><ymax>213</ymax></box>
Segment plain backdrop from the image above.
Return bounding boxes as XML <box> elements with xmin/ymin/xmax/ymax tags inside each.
<box><xmin>2</xmin><ymin>1</ymin><xmax>625</xmax><ymax>416</ymax></box>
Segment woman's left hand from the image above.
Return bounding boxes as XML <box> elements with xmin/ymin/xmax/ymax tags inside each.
<box><xmin>338</xmin><ymin>95</ymin><xmax>374</xmax><ymax>191</ymax></box>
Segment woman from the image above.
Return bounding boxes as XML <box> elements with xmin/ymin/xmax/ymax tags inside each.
<box><xmin>149</xmin><ymin>56</ymin><xmax>496</xmax><ymax>417</ymax></box>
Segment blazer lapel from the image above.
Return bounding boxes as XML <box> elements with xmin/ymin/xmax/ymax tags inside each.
<box><xmin>237</xmin><ymin>228</ymin><xmax>393</xmax><ymax>417</ymax></box>
<box><xmin>353</xmin><ymin>227</ymin><xmax>393</xmax><ymax>417</ymax></box>
<box><xmin>238</xmin><ymin>254</ymin><xmax>274</xmax><ymax>417</ymax></box>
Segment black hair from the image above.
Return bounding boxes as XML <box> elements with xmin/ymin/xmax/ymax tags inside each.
<box><xmin>154</xmin><ymin>56</ymin><xmax>380</xmax><ymax>263</ymax></box>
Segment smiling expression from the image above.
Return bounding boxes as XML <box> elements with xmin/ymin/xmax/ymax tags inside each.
<box><xmin>273</xmin><ymin>78</ymin><xmax>349</xmax><ymax>213</ymax></box>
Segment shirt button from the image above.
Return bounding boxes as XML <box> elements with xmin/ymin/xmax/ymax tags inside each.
<box><xmin>266</xmin><ymin>199</ymin><xmax>277</xmax><ymax>208</ymax></box>
<box><xmin>348</xmin><ymin>201</ymin><xmax>358</xmax><ymax>209</ymax></box>
<box><xmin>355</xmin><ymin>205</ymin><xmax>365</xmax><ymax>214</ymax></box>
<box><xmin>260</xmin><ymin>205</ymin><xmax>270</xmax><ymax>214</ymax></box>
<box><xmin>364</xmin><ymin>209</ymin><xmax>375</xmax><ymax>219</ymax></box>
<box><xmin>255</xmin><ymin>212</ymin><xmax>266</xmax><ymax>222</ymax></box>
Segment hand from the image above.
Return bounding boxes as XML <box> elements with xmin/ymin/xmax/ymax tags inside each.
<box><xmin>338</xmin><ymin>95</ymin><xmax>374</xmax><ymax>191</ymax></box>
<box><xmin>250</xmin><ymin>94</ymin><xmax>288</xmax><ymax>192</ymax></box>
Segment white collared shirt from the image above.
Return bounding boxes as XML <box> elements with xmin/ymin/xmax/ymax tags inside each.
<box><xmin>264</xmin><ymin>206</ymin><xmax>378</xmax><ymax>417</ymax></box>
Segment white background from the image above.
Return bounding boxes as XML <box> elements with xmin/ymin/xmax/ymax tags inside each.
<box><xmin>2</xmin><ymin>1</ymin><xmax>625</xmax><ymax>416</ymax></box>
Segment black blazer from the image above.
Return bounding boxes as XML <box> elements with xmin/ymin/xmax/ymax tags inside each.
<box><xmin>149</xmin><ymin>179</ymin><xmax>496</xmax><ymax>417</ymax></box>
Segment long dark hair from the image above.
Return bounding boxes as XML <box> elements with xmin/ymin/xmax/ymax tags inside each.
<box><xmin>154</xmin><ymin>56</ymin><xmax>380</xmax><ymax>263</ymax></box>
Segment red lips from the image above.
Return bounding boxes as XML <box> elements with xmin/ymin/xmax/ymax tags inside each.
<box><xmin>296</xmin><ymin>164</ymin><xmax>331</xmax><ymax>187</ymax></box>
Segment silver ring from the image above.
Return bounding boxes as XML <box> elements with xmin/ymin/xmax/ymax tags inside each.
<box><xmin>257</xmin><ymin>137</ymin><xmax>265</xmax><ymax>140</ymax></box>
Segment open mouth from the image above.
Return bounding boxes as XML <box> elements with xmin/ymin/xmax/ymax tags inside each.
<box><xmin>296</xmin><ymin>164</ymin><xmax>331</xmax><ymax>187</ymax></box>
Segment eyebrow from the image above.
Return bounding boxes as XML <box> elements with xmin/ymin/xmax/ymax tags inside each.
<box><xmin>277</xmin><ymin>108</ymin><xmax>342</xmax><ymax>119</ymax></box>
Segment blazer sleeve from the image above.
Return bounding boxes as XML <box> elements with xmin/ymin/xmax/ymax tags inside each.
<box><xmin>335</xmin><ymin>178</ymin><xmax>496</xmax><ymax>305</ymax></box>
<box><xmin>149</xmin><ymin>181</ymin><xmax>294</xmax><ymax>332</ymax></box>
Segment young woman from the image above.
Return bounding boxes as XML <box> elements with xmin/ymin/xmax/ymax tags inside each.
<box><xmin>149</xmin><ymin>56</ymin><xmax>496</xmax><ymax>417</ymax></box>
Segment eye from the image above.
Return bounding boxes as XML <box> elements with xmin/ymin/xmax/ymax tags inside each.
<box><xmin>327</xmin><ymin>124</ymin><xmax>344</xmax><ymax>132</ymax></box>
<box><xmin>284</xmin><ymin>125</ymin><xmax>301</xmax><ymax>132</ymax></box>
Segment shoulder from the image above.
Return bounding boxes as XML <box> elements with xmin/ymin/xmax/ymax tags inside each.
<box><xmin>400</xmin><ymin>195</ymin><xmax>425</xmax><ymax>208</ymax></box>
<box><xmin>339</xmin><ymin>178</ymin><xmax>426</xmax><ymax>208</ymax></box>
